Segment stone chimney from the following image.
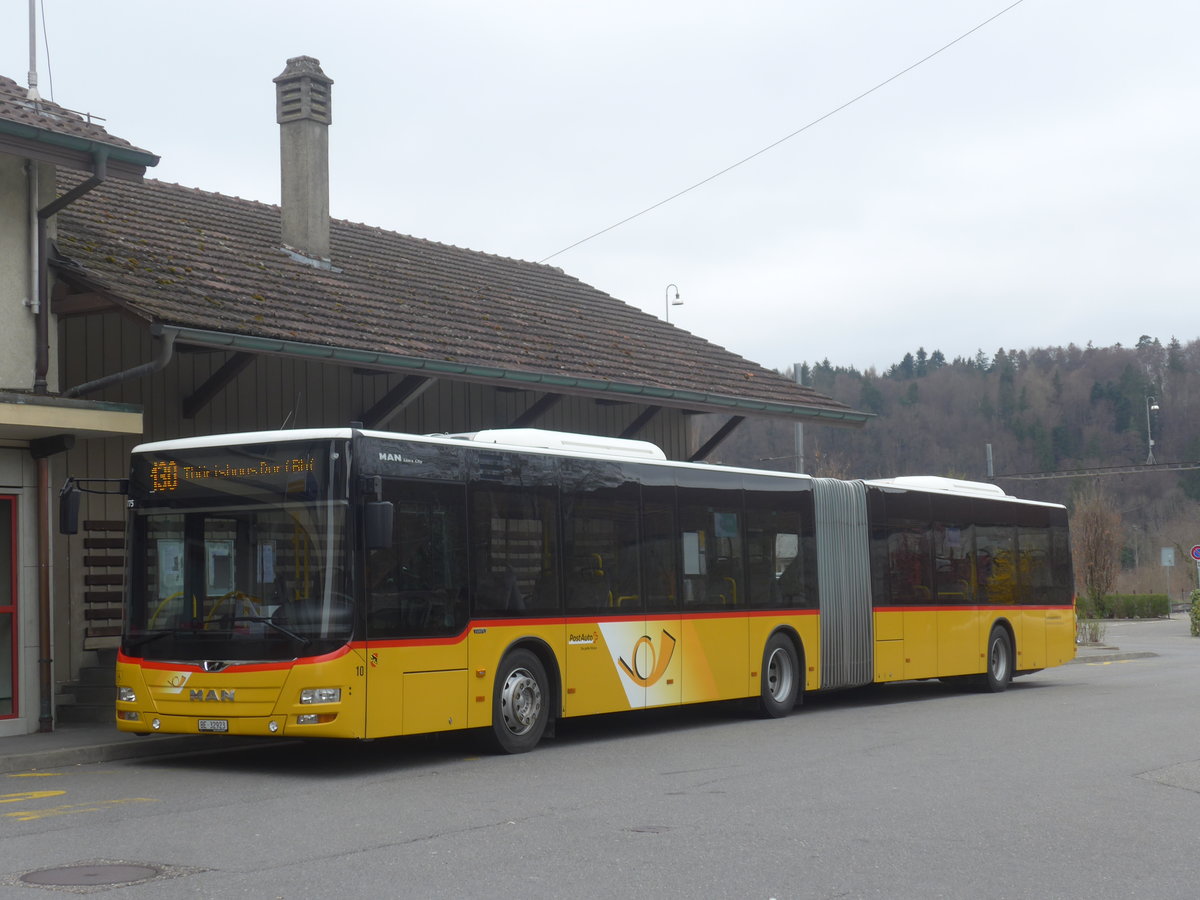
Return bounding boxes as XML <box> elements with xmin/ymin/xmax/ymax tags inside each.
<box><xmin>274</xmin><ymin>56</ymin><xmax>333</xmax><ymax>262</ymax></box>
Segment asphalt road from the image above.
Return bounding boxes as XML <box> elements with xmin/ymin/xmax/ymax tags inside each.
<box><xmin>2</xmin><ymin>617</ymin><xmax>1197</xmax><ymax>899</ymax></box>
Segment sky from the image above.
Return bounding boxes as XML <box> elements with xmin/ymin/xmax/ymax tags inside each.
<box><xmin>3</xmin><ymin>0</ymin><xmax>1197</xmax><ymax>375</ymax></box>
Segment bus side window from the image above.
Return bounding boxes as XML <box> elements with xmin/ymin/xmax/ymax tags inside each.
<box><xmin>678</xmin><ymin>489</ymin><xmax>744</xmax><ymax>609</ymax></box>
<box><xmin>640</xmin><ymin>489</ymin><xmax>677</xmax><ymax>612</ymax></box>
<box><xmin>562</xmin><ymin>480</ymin><xmax>640</xmax><ymax>612</ymax></box>
<box><xmin>367</xmin><ymin>480</ymin><xmax>468</xmax><ymax>638</ymax></box>
<box><xmin>468</xmin><ymin>484</ymin><xmax>560</xmax><ymax>616</ymax></box>
<box><xmin>743</xmin><ymin>496</ymin><xmax>806</xmax><ymax>609</ymax></box>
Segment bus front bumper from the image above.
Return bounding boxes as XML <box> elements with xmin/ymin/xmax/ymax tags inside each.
<box><xmin>115</xmin><ymin>711</ymin><xmax>347</xmax><ymax>737</ymax></box>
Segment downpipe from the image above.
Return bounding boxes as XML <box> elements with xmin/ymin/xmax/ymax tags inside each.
<box><xmin>61</xmin><ymin>325</ymin><xmax>177</xmax><ymax>398</ymax></box>
<box><xmin>35</xmin><ymin>149</ymin><xmax>109</xmax><ymax>394</ymax></box>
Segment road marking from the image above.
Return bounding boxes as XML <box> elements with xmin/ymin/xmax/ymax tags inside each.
<box><xmin>4</xmin><ymin>772</ymin><xmax>62</xmax><ymax>778</ymax></box>
<box><xmin>0</xmin><ymin>790</ymin><xmax>66</xmax><ymax>804</ymax></box>
<box><xmin>4</xmin><ymin>798</ymin><xmax>157</xmax><ymax>822</ymax></box>
<box><xmin>1086</xmin><ymin>659</ymin><xmax>1136</xmax><ymax>666</ymax></box>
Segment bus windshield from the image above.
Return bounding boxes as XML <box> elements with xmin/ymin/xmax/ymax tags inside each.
<box><xmin>125</xmin><ymin>500</ymin><xmax>352</xmax><ymax>662</ymax></box>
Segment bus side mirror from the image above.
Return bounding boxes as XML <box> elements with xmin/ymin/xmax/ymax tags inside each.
<box><xmin>365</xmin><ymin>501</ymin><xmax>394</xmax><ymax>550</ymax></box>
<box><xmin>59</xmin><ymin>481</ymin><xmax>81</xmax><ymax>535</ymax></box>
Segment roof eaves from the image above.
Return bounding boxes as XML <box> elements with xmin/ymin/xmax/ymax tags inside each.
<box><xmin>0</xmin><ymin>118</ymin><xmax>159</xmax><ymax>177</ymax></box>
<box><xmin>157</xmin><ymin>324</ymin><xmax>872</xmax><ymax>426</ymax></box>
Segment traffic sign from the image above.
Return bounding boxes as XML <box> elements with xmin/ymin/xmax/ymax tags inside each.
<box><xmin>1191</xmin><ymin>545</ymin><xmax>1200</xmax><ymax>561</ymax></box>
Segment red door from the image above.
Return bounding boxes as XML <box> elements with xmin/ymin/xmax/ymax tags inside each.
<box><xmin>0</xmin><ymin>496</ymin><xmax>17</xmax><ymax>718</ymax></box>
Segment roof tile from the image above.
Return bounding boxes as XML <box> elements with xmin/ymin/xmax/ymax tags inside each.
<box><xmin>0</xmin><ymin>75</ymin><xmax>153</xmax><ymax>156</ymax></box>
<box><xmin>55</xmin><ymin>173</ymin><xmax>863</xmax><ymax>422</ymax></box>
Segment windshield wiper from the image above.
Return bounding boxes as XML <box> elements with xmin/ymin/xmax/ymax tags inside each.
<box><xmin>228</xmin><ymin>616</ymin><xmax>313</xmax><ymax>647</ymax></box>
<box><xmin>126</xmin><ymin>629</ymin><xmax>176</xmax><ymax>650</ymax></box>
<box><xmin>128</xmin><ymin>618</ymin><xmax>313</xmax><ymax>650</ymax></box>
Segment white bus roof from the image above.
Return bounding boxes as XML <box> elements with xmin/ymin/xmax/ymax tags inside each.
<box><xmin>449</xmin><ymin>428</ymin><xmax>667</xmax><ymax>460</ymax></box>
<box><xmin>132</xmin><ymin>430</ymin><xmax>1058</xmax><ymax>508</ymax></box>
<box><xmin>133</xmin><ymin>428</ymin><xmax>355</xmax><ymax>454</ymax></box>
<box><xmin>134</xmin><ymin>427</ymin><xmax>668</xmax><ymax>462</ymax></box>
<box><xmin>865</xmin><ymin>475</ymin><xmax>1011</xmax><ymax>499</ymax></box>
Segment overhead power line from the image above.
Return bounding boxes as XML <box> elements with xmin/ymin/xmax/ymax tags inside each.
<box><xmin>996</xmin><ymin>461</ymin><xmax>1200</xmax><ymax>481</ymax></box>
<box><xmin>539</xmin><ymin>0</ymin><xmax>1029</xmax><ymax>264</ymax></box>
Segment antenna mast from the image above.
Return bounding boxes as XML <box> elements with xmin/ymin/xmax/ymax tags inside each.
<box><xmin>27</xmin><ymin>0</ymin><xmax>42</xmax><ymax>100</ymax></box>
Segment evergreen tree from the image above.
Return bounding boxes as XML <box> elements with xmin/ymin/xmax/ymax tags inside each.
<box><xmin>1168</xmin><ymin>337</ymin><xmax>1185</xmax><ymax>373</ymax></box>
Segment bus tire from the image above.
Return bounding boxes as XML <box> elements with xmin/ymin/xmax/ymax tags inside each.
<box><xmin>757</xmin><ymin>634</ymin><xmax>800</xmax><ymax>718</ymax></box>
<box><xmin>490</xmin><ymin>649</ymin><xmax>550</xmax><ymax>753</ymax></box>
<box><xmin>982</xmin><ymin>627</ymin><xmax>1013</xmax><ymax>693</ymax></box>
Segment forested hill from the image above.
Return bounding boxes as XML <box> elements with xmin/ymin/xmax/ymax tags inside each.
<box><xmin>697</xmin><ymin>336</ymin><xmax>1200</xmax><ymax>593</ymax></box>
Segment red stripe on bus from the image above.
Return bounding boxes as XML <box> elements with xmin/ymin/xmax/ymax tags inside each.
<box><xmin>352</xmin><ymin>631</ymin><xmax>470</xmax><ymax>650</ymax></box>
<box><xmin>121</xmin><ymin>608</ymin><xmax>825</xmax><ymax>660</ymax></box>
<box><xmin>119</xmin><ymin>644</ymin><xmax>353</xmax><ymax>671</ymax></box>
<box><xmin>358</xmin><ymin>608</ymin><xmax>821</xmax><ymax>648</ymax></box>
<box><xmin>873</xmin><ymin>604</ymin><xmax>1074</xmax><ymax>613</ymax></box>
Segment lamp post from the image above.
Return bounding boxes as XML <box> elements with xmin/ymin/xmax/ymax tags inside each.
<box><xmin>664</xmin><ymin>284</ymin><xmax>682</xmax><ymax>322</ymax></box>
<box><xmin>1145</xmin><ymin>396</ymin><xmax>1159</xmax><ymax>465</ymax></box>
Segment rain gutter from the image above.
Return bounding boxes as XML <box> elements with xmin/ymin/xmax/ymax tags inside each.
<box><xmin>163</xmin><ymin>324</ymin><xmax>872</xmax><ymax>425</ymax></box>
<box><xmin>0</xmin><ymin>117</ymin><xmax>159</xmax><ymax>172</ymax></box>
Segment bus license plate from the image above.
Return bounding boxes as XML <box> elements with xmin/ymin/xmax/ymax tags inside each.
<box><xmin>198</xmin><ymin>719</ymin><xmax>228</xmax><ymax>733</ymax></box>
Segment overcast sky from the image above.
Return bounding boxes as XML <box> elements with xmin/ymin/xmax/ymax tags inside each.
<box><xmin>4</xmin><ymin>1</ymin><xmax>1196</xmax><ymax>374</ymax></box>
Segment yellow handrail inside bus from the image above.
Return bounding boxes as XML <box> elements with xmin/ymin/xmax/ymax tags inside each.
<box><xmin>148</xmin><ymin>591</ymin><xmax>183</xmax><ymax>628</ymax></box>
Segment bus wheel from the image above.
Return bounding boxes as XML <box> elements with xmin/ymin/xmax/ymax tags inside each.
<box><xmin>490</xmin><ymin>649</ymin><xmax>549</xmax><ymax>753</ymax></box>
<box><xmin>758</xmin><ymin>634</ymin><xmax>800</xmax><ymax>718</ymax></box>
<box><xmin>983</xmin><ymin>628</ymin><xmax>1013</xmax><ymax>693</ymax></box>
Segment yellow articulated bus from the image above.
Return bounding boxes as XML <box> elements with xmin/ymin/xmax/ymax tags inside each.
<box><xmin>84</xmin><ymin>427</ymin><xmax>1074</xmax><ymax>753</ymax></box>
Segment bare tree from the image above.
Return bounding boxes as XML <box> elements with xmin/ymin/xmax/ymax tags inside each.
<box><xmin>1071</xmin><ymin>481</ymin><xmax>1122</xmax><ymax>616</ymax></box>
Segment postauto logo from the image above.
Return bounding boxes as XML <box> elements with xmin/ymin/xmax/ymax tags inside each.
<box><xmin>618</xmin><ymin>630</ymin><xmax>676</xmax><ymax>687</ymax></box>
<box><xmin>597</xmin><ymin>622</ymin><xmax>677</xmax><ymax>706</ymax></box>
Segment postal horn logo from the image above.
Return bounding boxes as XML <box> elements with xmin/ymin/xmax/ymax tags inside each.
<box><xmin>618</xmin><ymin>630</ymin><xmax>677</xmax><ymax>687</ymax></box>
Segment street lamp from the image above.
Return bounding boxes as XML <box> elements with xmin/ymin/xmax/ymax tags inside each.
<box><xmin>664</xmin><ymin>284</ymin><xmax>682</xmax><ymax>322</ymax></box>
<box><xmin>1145</xmin><ymin>395</ymin><xmax>1160</xmax><ymax>464</ymax></box>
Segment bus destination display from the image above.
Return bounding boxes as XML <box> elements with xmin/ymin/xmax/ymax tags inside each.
<box><xmin>131</xmin><ymin>442</ymin><xmax>333</xmax><ymax>502</ymax></box>
<box><xmin>149</xmin><ymin>457</ymin><xmax>316</xmax><ymax>494</ymax></box>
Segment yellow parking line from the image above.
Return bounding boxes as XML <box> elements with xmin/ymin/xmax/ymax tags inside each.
<box><xmin>0</xmin><ymin>790</ymin><xmax>66</xmax><ymax>804</ymax></box>
<box><xmin>4</xmin><ymin>798</ymin><xmax>156</xmax><ymax>822</ymax></box>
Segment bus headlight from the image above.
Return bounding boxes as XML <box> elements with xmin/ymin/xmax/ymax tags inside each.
<box><xmin>300</xmin><ymin>688</ymin><xmax>341</xmax><ymax>704</ymax></box>
<box><xmin>118</xmin><ymin>687</ymin><xmax>137</xmax><ymax>703</ymax></box>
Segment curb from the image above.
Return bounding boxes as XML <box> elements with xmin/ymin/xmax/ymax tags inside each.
<box><xmin>1068</xmin><ymin>650</ymin><xmax>1158</xmax><ymax>665</ymax></box>
<box><xmin>0</xmin><ymin>734</ymin><xmax>270</xmax><ymax>775</ymax></box>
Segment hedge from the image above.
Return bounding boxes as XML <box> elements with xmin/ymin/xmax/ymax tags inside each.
<box><xmin>1090</xmin><ymin>594</ymin><xmax>1170</xmax><ymax>619</ymax></box>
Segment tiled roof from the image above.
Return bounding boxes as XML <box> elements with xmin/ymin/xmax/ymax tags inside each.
<box><xmin>53</xmin><ymin>174</ymin><xmax>866</xmax><ymax>423</ymax></box>
<box><xmin>0</xmin><ymin>75</ymin><xmax>157</xmax><ymax>173</ymax></box>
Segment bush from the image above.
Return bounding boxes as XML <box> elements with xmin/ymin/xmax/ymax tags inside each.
<box><xmin>1076</xmin><ymin>596</ymin><xmax>1106</xmax><ymax>645</ymax></box>
<box><xmin>1095</xmin><ymin>594</ymin><xmax>1169</xmax><ymax>619</ymax></box>
<box><xmin>1190</xmin><ymin>590</ymin><xmax>1200</xmax><ymax>637</ymax></box>
<box><xmin>1077</xmin><ymin>616</ymin><xmax>1107</xmax><ymax>645</ymax></box>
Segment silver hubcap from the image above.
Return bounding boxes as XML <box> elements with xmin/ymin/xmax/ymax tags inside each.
<box><xmin>765</xmin><ymin>646</ymin><xmax>795</xmax><ymax>702</ymax></box>
<box><xmin>990</xmin><ymin>637</ymin><xmax>1009</xmax><ymax>681</ymax></box>
<box><xmin>500</xmin><ymin>667</ymin><xmax>542</xmax><ymax>735</ymax></box>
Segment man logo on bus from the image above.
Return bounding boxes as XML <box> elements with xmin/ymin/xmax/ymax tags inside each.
<box><xmin>618</xmin><ymin>630</ymin><xmax>677</xmax><ymax>687</ymax></box>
